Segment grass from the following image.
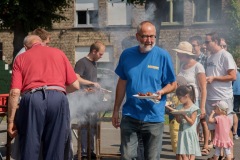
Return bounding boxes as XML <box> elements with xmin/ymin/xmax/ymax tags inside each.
<box><xmin>164</xmin><ymin>114</ymin><xmax>169</xmax><ymax>125</ymax></box>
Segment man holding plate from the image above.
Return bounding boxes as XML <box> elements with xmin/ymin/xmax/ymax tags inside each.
<box><xmin>112</xmin><ymin>21</ymin><xmax>177</xmax><ymax>160</ymax></box>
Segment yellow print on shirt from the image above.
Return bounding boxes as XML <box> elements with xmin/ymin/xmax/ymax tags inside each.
<box><xmin>148</xmin><ymin>65</ymin><xmax>159</xmax><ymax>70</ymax></box>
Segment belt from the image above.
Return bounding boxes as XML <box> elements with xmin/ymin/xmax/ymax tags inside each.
<box><xmin>22</xmin><ymin>85</ymin><xmax>66</xmax><ymax>99</ymax></box>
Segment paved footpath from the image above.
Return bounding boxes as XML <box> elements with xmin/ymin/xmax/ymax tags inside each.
<box><xmin>1</xmin><ymin>120</ymin><xmax>240</xmax><ymax>160</ymax></box>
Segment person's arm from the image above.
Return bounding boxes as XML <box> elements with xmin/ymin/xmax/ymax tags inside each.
<box><xmin>208</xmin><ymin>110</ymin><xmax>216</xmax><ymax>123</ymax></box>
<box><xmin>197</xmin><ymin>72</ymin><xmax>207</xmax><ymax>117</ymax></box>
<box><xmin>175</xmin><ymin>115</ymin><xmax>182</xmax><ymax>123</ymax></box>
<box><xmin>66</xmin><ymin>79</ymin><xmax>80</xmax><ymax>93</ymax></box>
<box><xmin>206</xmin><ymin>69</ymin><xmax>236</xmax><ymax>83</ymax></box>
<box><xmin>112</xmin><ymin>78</ymin><xmax>126</xmax><ymax>129</ymax></box>
<box><xmin>182</xmin><ymin>110</ymin><xmax>198</xmax><ymax>126</ymax></box>
<box><xmin>155</xmin><ymin>81</ymin><xmax>177</xmax><ymax>100</ymax></box>
<box><xmin>7</xmin><ymin>88</ymin><xmax>20</xmax><ymax>138</ymax></box>
<box><xmin>76</xmin><ymin>74</ymin><xmax>100</xmax><ymax>88</ymax></box>
<box><xmin>165</xmin><ymin>105</ymin><xmax>176</xmax><ymax>112</ymax></box>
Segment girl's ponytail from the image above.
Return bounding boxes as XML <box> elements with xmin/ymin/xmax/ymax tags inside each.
<box><xmin>187</xmin><ymin>85</ymin><xmax>196</xmax><ymax>103</ymax></box>
<box><xmin>176</xmin><ymin>85</ymin><xmax>196</xmax><ymax>103</ymax></box>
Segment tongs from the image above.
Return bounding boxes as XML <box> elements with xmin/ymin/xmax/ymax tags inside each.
<box><xmin>100</xmin><ymin>87</ymin><xmax>112</xmax><ymax>93</ymax></box>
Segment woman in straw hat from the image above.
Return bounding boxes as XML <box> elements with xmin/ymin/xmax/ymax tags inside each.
<box><xmin>173</xmin><ymin>41</ymin><xmax>208</xmax><ymax>157</ymax></box>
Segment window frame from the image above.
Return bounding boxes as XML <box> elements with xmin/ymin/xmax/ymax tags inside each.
<box><xmin>0</xmin><ymin>42</ymin><xmax>2</xmax><ymax>60</ymax></box>
<box><xmin>162</xmin><ymin>0</ymin><xmax>183</xmax><ymax>26</ymax></box>
<box><xmin>74</xmin><ymin>0</ymin><xmax>99</xmax><ymax>28</ymax></box>
<box><xmin>192</xmin><ymin>0</ymin><xmax>222</xmax><ymax>24</ymax></box>
<box><xmin>106</xmin><ymin>0</ymin><xmax>132</xmax><ymax>26</ymax></box>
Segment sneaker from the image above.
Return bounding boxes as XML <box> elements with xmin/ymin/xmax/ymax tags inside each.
<box><xmin>233</xmin><ymin>134</ymin><xmax>239</xmax><ymax>140</ymax></box>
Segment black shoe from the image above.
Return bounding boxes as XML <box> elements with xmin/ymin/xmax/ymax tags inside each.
<box><xmin>73</xmin><ymin>154</ymin><xmax>88</xmax><ymax>160</ymax></box>
<box><xmin>91</xmin><ymin>151</ymin><xmax>96</xmax><ymax>159</ymax></box>
<box><xmin>74</xmin><ymin>152</ymin><xmax>96</xmax><ymax>159</ymax></box>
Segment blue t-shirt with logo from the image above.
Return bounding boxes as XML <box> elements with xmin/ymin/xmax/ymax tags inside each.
<box><xmin>115</xmin><ymin>46</ymin><xmax>176</xmax><ymax>122</ymax></box>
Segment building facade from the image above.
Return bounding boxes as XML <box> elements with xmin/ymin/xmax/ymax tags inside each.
<box><xmin>0</xmin><ymin>0</ymin><xmax>230</xmax><ymax>92</ymax></box>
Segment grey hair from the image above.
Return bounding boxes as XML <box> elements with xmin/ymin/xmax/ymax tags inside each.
<box><xmin>23</xmin><ymin>35</ymin><xmax>42</xmax><ymax>49</ymax></box>
<box><xmin>137</xmin><ymin>21</ymin><xmax>156</xmax><ymax>34</ymax></box>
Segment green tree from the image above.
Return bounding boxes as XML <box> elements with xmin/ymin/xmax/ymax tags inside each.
<box><xmin>226</xmin><ymin>0</ymin><xmax>240</xmax><ymax>65</ymax></box>
<box><xmin>0</xmin><ymin>0</ymin><xmax>71</xmax><ymax>62</ymax></box>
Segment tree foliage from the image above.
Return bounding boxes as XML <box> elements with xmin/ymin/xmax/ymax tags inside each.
<box><xmin>0</xmin><ymin>0</ymin><xmax>71</xmax><ymax>61</ymax></box>
<box><xmin>125</xmin><ymin>0</ymin><xmax>145</xmax><ymax>5</ymax></box>
<box><xmin>226</xmin><ymin>0</ymin><xmax>240</xmax><ymax>65</ymax></box>
<box><xmin>0</xmin><ymin>0</ymin><xmax>71</xmax><ymax>31</ymax></box>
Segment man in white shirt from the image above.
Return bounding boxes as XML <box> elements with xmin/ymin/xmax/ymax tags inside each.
<box><xmin>205</xmin><ymin>32</ymin><xmax>236</xmax><ymax>159</ymax></box>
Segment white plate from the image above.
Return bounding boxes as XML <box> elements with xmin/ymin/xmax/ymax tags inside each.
<box><xmin>133</xmin><ymin>94</ymin><xmax>158</xmax><ymax>99</ymax></box>
<box><xmin>171</xmin><ymin>110</ymin><xmax>188</xmax><ymax>115</ymax></box>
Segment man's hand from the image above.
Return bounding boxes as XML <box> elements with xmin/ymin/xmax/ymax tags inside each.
<box><xmin>7</xmin><ymin>122</ymin><xmax>18</xmax><ymax>138</ymax></box>
<box><xmin>92</xmin><ymin>82</ymin><xmax>101</xmax><ymax>88</ymax></box>
<box><xmin>206</xmin><ymin>76</ymin><xmax>214</xmax><ymax>83</ymax></box>
<box><xmin>112</xmin><ymin>111</ymin><xmax>120</xmax><ymax>129</ymax></box>
<box><xmin>155</xmin><ymin>90</ymin><xmax>164</xmax><ymax>100</ymax></box>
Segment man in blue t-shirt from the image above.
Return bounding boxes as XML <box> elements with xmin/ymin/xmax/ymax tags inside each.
<box><xmin>112</xmin><ymin>21</ymin><xmax>177</xmax><ymax>160</ymax></box>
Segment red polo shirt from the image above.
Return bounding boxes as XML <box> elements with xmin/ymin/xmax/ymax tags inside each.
<box><xmin>11</xmin><ymin>44</ymin><xmax>77</xmax><ymax>92</ymax></box>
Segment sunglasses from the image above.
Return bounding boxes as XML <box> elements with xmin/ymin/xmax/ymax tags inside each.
<box><xmin>220</xmin><ymin>45</ymin><xmax>227</xmax><ymax>48</ymax></box>
<box><xmin>205</xmin><ymin>41</ymin><xmax>212</xmax><ymax>44</ymax></box>
<box><xmin>139</xmin><ymin>35</ymin><xmax>156</xmax><ymax>40</ymax></box>
<box><xmin>192</xmin><ymin>44</ymin><xmax>199</xmax><ymax>47</ymax></box>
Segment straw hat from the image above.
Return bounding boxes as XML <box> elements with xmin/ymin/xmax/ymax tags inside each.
<box><xmin>212</xmin><ymin>101</ymin><xmax>229</xmax><ymax>112</ymax></box>
<box><xmin>172</xmin><ymin>41</ymin><xmax>194</xmax><ymax>55</ymax></box>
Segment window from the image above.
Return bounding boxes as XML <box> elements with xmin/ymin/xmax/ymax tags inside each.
<box><xmin>193</xmin><ymin>0</ymin><xmax>222</xmax><ymax>23</ymax></box>
<box><xmin>75</xmin><ymin>0</ymin><xmax>99</xmax><ymax>28</ymax></box>
<box><xmin>107</xmin><ymin>0</ymin><xmax>132</xmax><ymax>26</ymax></box>
<box><xmin>162</xmin><ymin>0</ymin><xmax>183</xmax><ymax>25</ymax></box>
<box><xmin>0</xmin><ymin>43</ymin><xmax>2</xmax><ymax>60</ymax></box>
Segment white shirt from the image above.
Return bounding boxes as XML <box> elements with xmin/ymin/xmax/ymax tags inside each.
<box><xmin>178</xmin><ymin>62</ymin><xmax>205</xmax><ymax>100</ymax></box>
<box><xmin>206</xmin><ymin>49</ymin><xmax>236</xmax><ymax>100</ymax></box>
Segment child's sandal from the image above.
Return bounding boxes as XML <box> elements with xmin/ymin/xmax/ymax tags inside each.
<box><xmin>207</xmin><ymin>156</ymin><xmax>214</xmax><ymax>160</ymax></box>
<box><xmin>218</xmin><ymin>156</ymin><xmax>225</xmax><ymax>160</ymax></box>
<box><xmin>201</xmin><ymin>147</ymin><xmax>210</xmax><ymax>156</ymax></box>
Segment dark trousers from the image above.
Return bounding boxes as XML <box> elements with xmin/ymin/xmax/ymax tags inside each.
<box><xmin>16</xmin><ymin>90</ymin><xmax>70</xmax><ymax>160</ymax></box>
<box><xmin>234</xmin><ymin>95</ymin><xmax>240</xmax><ymax>112</ymax></box>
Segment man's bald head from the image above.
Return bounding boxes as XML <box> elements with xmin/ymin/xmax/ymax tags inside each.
<box><xmin>23</xmin><ymin>35</ymin><xmax>42</xmax><ymax>50</ymax></box>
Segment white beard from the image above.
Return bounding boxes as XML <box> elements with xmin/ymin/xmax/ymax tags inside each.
<box><xmin>139</xmin><ymin>42</ymin><xmax>156</xmax><ymax>53</ymax></box>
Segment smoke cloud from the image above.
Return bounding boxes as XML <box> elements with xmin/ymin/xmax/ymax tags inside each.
<box><xmin>68</xmin><ymin>90</ymin><xmax>113</xmax><ymax>124</ymax></box>
<box><xmin>145</xmin><ymin>3</ymin><xmax>156</xmax><ymax>21</ymax></box>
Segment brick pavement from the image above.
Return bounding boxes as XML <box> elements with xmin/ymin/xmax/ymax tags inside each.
<box><xmin>1</xmin><ymin>120</ymin><xmax>240</xmax><ymax>160</ymax></box>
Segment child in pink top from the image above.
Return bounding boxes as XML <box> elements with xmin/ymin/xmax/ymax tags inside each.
<box><xmin>209</xmin><ymin>101</ymin><xmax>234</xmax><ymax>160</ymax></box>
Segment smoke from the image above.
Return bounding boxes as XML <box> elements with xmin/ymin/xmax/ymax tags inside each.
<box><xmin>68</xmin><ymin>90</ymin><xmax>113</xmax><ymax>124</ymax></box>
<box><xmin>145</xmin><ymin>3</ymin><xmax>156</xmax><ymax>22</ymax></box>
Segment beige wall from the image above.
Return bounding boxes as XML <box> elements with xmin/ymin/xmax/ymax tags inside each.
<box><xmin>0</xmin><ymin>0</ymin><xmax>229</xmax><ymax>71</ymax></box>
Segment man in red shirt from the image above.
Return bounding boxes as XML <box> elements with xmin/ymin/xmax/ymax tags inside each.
<box><xmin>8</xmin><ymin>35</ymin><xmax>79</xmax><ymax>160</ymax></box>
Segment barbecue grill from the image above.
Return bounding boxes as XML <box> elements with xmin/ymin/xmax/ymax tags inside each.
<box><xmin>71</xmin><ymin>113</ymin><xmax>121</xmax><ymax>160</ymax></box>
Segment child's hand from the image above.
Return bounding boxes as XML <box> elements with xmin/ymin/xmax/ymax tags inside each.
<box><xmin>211</xmin><ymin>110</ymin><xmax>215</xmax><ymax>115</ymax></box>
<box><xmin>182</xmin><ymin>114</ymin><xmax>187</xmax><ymax>119</ymax></box>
